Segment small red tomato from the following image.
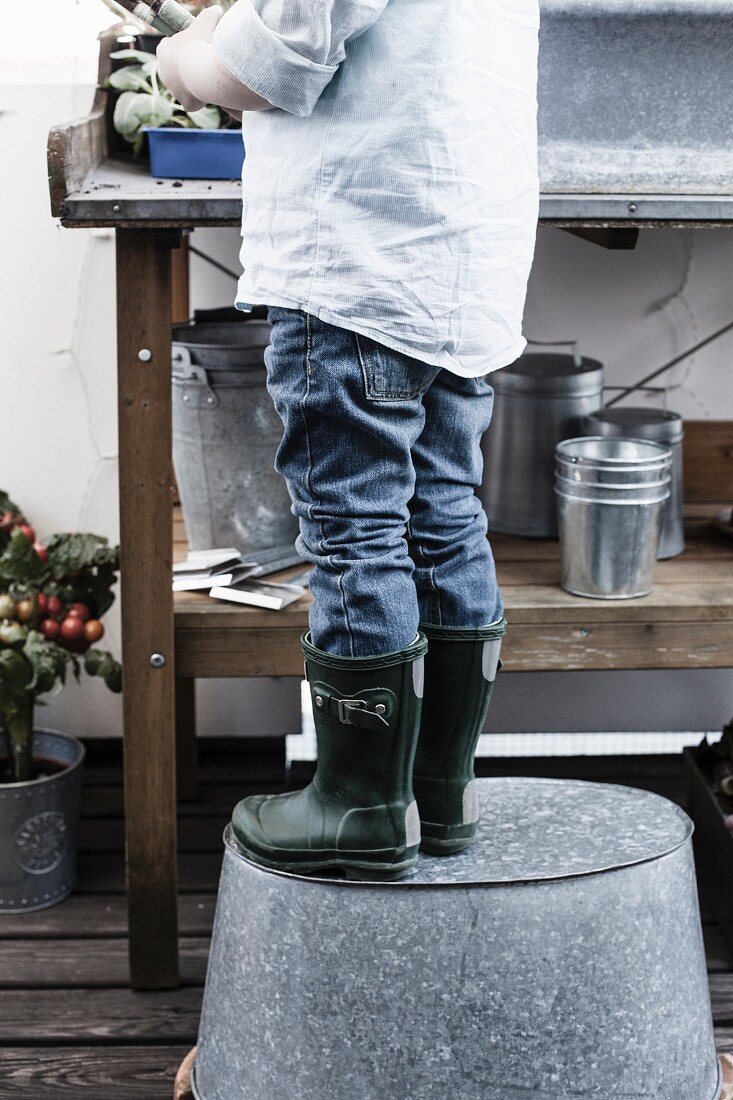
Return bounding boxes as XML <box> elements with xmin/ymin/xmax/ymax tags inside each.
<box><xmin>60</xmin><ymin>616</ymin><xmax>86</xmax><ymax>643</ymax></box>
<box><xmin>40</xmin><ymin>618</ymin><xmax>61</xmax><ymax>641</ymax></box>
<box><xmin>17</xmin><ymin>524</ymin><xmax>35</xmax><ymax>543</ymax></box>
<box><xmin>34</xmin><ymin>541</ymin><xmax>48</xmax><ymax>564</ymax></box>
<box><xmin>15</xmin><ymin>598</ymin><xmax>35</xmax><ymax>623</ymax></box>
<box><xmin>0</xmin><ymin>511</ymin><xmax>17</xmax><ymax>529</ymax></box>
<box><xmin>67</xmin><ymin>602</ymin><xmax>91</xmax><ymax>623</ymax></box>
<box><xmin>36</xmin><ymin>593</ymin><xmax>48</xmax><ymax>615</ymax></box>
<box><xmin>46</xmin><ymin>596</ymin><xmax>64</xmax><ymax>619</ymax></box>
<box><xmin>84</xmin><ymin>619</ymin><xmax>104</xmax><ymax>643</ymax></box>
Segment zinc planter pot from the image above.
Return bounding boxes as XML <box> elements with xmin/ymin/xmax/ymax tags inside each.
<box><xmin>0</xmin><ymin>729</ymin><xmax>84</xmax><ymax>913</ymax></box>
<box><xmin>146</xmin><ymin>128</ymin><xmax>244</xmax><ymax>180</ymax></box>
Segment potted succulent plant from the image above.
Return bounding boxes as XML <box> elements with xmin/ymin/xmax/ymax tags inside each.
<box><xmin>0</xmin><ymin>490</ymin><xmax>121</xmax><ymax>913</ymax></box>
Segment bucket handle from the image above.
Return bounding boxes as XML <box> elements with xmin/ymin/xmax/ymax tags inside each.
<box><xmin>172</xmin><ymin>345</ymin><xmax>220</xmax><ymax>410</ymax></box>
<box><xmin>525</xmin><ymin>338</ymin><xmax>582</xmax><ymax>369</ymax></box>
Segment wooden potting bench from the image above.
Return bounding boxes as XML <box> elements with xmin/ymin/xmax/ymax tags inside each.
<box><xmin>48</xmin><ymin>31</ymin><xmax>733</xmax><ymax>988</ymax></box>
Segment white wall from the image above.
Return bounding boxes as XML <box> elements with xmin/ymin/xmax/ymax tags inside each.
<box><xmin>2</xmin><ymin>1</ymin><xmax>731</xmax><ymax>745</ymax></box>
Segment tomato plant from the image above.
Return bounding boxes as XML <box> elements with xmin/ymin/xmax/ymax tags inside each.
<box><xmin>0</xmin><ymin>489</ymin><xmax>122</xmax><ymax>782</ymax></box>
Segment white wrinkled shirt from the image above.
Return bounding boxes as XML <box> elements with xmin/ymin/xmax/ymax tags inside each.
<box><xmin>213</xmin><ymin>0</ymin><xmax>539</xmax><ymax>378</ymax></box>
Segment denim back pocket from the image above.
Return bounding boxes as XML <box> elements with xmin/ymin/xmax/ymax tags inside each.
<box><xmin>355</xmin><ymin>333</ymin><xmax>441</xmax><ymax>401</ymax></box>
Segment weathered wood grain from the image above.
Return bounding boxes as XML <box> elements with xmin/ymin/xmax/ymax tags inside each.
<box><xmin>0</xmin><ymin>938</ymin><xmax>208</xmax><ymax>988</ymax></box>
<box><xmin>0</xmin><ymin>894</ymin><xmax>216</xmax><ymax>940</ymax></box>
<box><xmin>175</xmin><ymin>614</ymin><xmax>733</xmax><ymax>676</ymax></box>
<box><xmin>0</xmin><ymin>1046</ymin><xmax>189</xmax><ymax>1099</ymax></box>
<box><xmin>47</xmin><ymin>32</ymin><xmax>114</xmax><ymax>218</ymax></box>
<box><xmin>685</xmin><ymin>421</ymin><xmax>733</xmax><ymax>503</ymax></box>
<box><xmin>117</xmin><ymin>228</ymin><xmax>180</xmax><ymax>988</ymax></box>
<box><xmin>0</xmin><ymin>988</ymin><xmax>202</xmax><ymax>1042</ymax></box>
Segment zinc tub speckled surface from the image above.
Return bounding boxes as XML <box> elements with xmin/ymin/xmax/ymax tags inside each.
<box><xmin>192</xmin><ymin>777</ymin><xmax>720</xmax><ymax>1100</ymax></box>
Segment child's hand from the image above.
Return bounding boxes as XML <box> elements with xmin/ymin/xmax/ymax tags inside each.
<box><xmin>157</xmin><ymin>6</ymin><xmax>224</xmax><ymax>112</ymax></box>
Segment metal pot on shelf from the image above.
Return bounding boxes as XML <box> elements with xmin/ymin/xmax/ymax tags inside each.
<box><xmin>555</xmin><ymin>437</ymin><xmax>673</xmax><ymax>600</ymax></box>
<box><xmin>480</xmin><ymin>344</ymin><xmax>604</xmax><ymax>538</ymax></box>
<box><xmin>172</xmin><ymin>315</ymin><xmax>298</xmax><ymax>556</ymax></box>
<box><xmin>583</xmin><ymin>405</ymin><xmax>685</xmax><ymax>558</ymax></box>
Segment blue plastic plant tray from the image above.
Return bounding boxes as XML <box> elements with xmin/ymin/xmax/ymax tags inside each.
<box><xmin>146</xmin><ymin>128</ymin><xmax>244</xmax><ymax>180</ymax></box>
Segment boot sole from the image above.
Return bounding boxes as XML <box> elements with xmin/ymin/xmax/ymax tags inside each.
<box><xmin>230</xmin><ymin>831</ymin><xmax>419</xmax><ymax>882</ymax></box>
<box><xmin>420</xmin><ymin>836</ymin><xmax>473</xmax><ymax>856</ymax></box>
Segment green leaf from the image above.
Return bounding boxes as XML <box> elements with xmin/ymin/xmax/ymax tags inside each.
<box><xmin>0</xmin><ymin>528</ymin><xmax>44</xmax><ymax>585</ymax></box>
<box><xmin>107</xmin><ymin>67</ymin><xmax>153</xmax><ymax>93</ymax></box>
<box><xmin>22</xmin><ymin>631</ymin><xmax>69</xmax><ymax>698</ymax></box>
<box><xmin>110</xmin><ymin>48</ymin><xmax>158</xmax><ymax>64</ymax></box>
<box><xmin>45</xmin><ymin>533</ymin><xmax>109</xmax><ymax>580</ymax></box>
<box><xmin>113</xmin><ymin>90</ymin><xmax>175</xmax><ymax>139</ymax></box>
<box><xmin>72</xmin><ymin>560</ymin><xmax>119</xmax><ymax>619</ymax></box>
<box><xmin>187</xmin><ymin>105</ymin><xmax>223</xmax><ymax>130</ymax></box>
<box><xmin>84</xmin><ymin>649</ymin><xmax>122</xmax><ymax>694</ymax></box>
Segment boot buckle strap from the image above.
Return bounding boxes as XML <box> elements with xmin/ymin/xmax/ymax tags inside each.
<box><xmin>337</xmin><ymin>697</ymin><xmax>368</xmax><ymax>724</ymax></box>
<box><xmin>311</xmin><ymin>682</ymin><xmax>393</xmax><ymax>731</ymax></box>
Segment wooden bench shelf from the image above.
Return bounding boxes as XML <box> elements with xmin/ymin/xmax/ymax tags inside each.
<box><xmin>174</xmin><ymin>510</ymin><xmax>733</xmax><ymax>676</ymax></box>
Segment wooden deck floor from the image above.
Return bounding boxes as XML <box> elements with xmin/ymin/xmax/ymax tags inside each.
<box><xmin>0</xmin><ymin>742</ymin><xmax>731</xmax><ymax>1097</ymax></box>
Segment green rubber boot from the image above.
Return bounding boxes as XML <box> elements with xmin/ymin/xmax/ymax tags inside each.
<box><xmin>412</xmin><ymin>618</ymin><xmax>506</xmax><ymax>855</ymax></box>
<box><xmin>230</xmin><ymin>630</ymin><xmax>428</xmax><ymax>881</ymax></box>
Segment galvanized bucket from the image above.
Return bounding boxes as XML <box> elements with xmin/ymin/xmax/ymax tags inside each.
<box><xmin>192</xmin><ymin>778</ymin><xmax>720</xmax><ymax>1100</ymax></box>
<box><xmin>0</xmin><ymin>729</ymin><xmax>84</xmax><ymax>913</ymax></box>
<box><xmin>480</xmin><ymin>350</ymin><xmax>604</xmax><ymax>538</ymax></box>
<box><xmin>172</xmin><ymin>318</ymin><xmax>298</xmax><ymax>555</ymax></box>
<box><xmin>585</xmin><ymin>407</ymin><xmax>685</xmax><ymax>559</ymax></box>
<box><xmin>555</xmin><ymin>437</ymin><xmax>672</xmax><ymax>599</ymax></box>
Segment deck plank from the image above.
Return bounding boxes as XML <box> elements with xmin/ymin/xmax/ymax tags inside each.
<box><xmin>0</xmin><ymin>894</ymin><xmax>216</xmax><ymax>939</ymax></box>
<box><xmin>0</xmin><ymin>937</ymin><xmax>209</xmax><ymax>987</ymax></box>
<box><xmin>0</xmin><ymin>988</ymin><xmax>201</xmax><ymax>1042</ymax></box>
<box><xmin>0</xmin><ymin>1046</ymin><xmax>190</xmax><ymax>1099</ymax></box>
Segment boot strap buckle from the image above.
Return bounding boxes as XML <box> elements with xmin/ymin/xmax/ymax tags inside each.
<box><xmin>337</xmin><ymin>697</ymin><xmax>368</xmax><ymax>724</ymax></box>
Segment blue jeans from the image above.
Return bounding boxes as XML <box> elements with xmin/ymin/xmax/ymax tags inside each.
<box><xmin>265</xmin><ymin>307</ymin><xmax>503</xmax><ymax>657</ymax></box>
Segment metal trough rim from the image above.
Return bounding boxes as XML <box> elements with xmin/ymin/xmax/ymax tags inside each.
<box><xmin>222</xmin><ymin>778</ymin><xmax>693</xmax><ymax>890</ymax></box>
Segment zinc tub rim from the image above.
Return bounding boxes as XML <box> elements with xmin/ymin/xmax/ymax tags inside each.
<box><xmin>221</xmin><ymin>778</ymin><xmax>693</xmax><ymax>890</ymax></box>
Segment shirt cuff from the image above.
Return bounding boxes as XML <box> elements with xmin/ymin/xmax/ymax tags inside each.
<box><xmin>212</xmin><ymin>2</ymin><xmax>338</xmax><ymax>117</ymax></box>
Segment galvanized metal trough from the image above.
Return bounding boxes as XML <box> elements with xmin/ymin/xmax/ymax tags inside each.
<box><xmin>191</xmin><ymin>777</ymin><xmax>720</xmax><ymax>1100</ymax></box>
<box><xmin>539</xmin><ymin>0</ymin><xmax>733</xmax><ymax>199</ymax></box>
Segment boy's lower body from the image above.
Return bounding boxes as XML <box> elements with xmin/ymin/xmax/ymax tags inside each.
<box><xmin>231</xmin><ymin>306</ymin><xmax>507</xmax><ymax>877</ymax></box>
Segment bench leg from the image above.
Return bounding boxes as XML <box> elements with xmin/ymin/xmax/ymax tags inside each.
<box><xmin>176</xmin><ymin>677</ymin><xmax>199</xmax><ymax>802</ymax></box>
<box><xmin>117</xmin><ymin>228</ymin><xmax>180</xmax><ymax>989</ymax></box>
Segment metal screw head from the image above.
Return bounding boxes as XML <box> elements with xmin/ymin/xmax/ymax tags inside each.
<box><xmin>112</xmin><ymin>203</ymin><xmax>121</xmax><ymax>213</ymax></box>
<box><xmin>375</xmin><ymin>703</ymin><xmax>386</xmax><ymax>715</ymax></box>
<box><xmin>182</xmin><ymin>394</ymin><xmax>190</xmax><ymax>402</ymax></box>
<box><xmin>138</xmin><ymin>348</ymin><xmax>152</xmax><ymax>362</ymax></box>
<box><xmin>150</xmin><ymin>653</ymin><xmax>166</xmax><ymax>668</ymax></box>
<box><xmin>315</xmin><ymin>695</ymin><xmax>324</xmax><ymax>708</ymax></box>
<box><xmin>206</xmin><ymin>396</ymin><xmax>215</xmax><ymax>404</ymax></box>
<box><xmin>628</xmin><ymin>202</ymin><xmax>638</xmax><ymax>213</ymax></box>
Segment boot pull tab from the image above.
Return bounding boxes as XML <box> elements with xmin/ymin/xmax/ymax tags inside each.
<box><xmin>310</xmin><ymin>682</ymin><xmax>395</xmax><ymax>732</ymax></box>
